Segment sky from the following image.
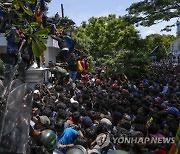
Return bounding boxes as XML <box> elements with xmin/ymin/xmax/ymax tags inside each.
<box><xmin>48</xmin><ymin>0</ymin><xmax>177</xmax><ymax>38</ymax></box>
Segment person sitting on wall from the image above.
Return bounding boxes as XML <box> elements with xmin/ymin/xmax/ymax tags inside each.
<box><xmin>63</xmin><ymin>33</ymin><xmax>76</xmax><ymax>54</ymax></box>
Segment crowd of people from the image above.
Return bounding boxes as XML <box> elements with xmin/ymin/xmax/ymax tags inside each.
<box><xmin>29</xmin><ymin>60</ymin><xmax>180</xmax><ymax>154</ymax></box>
<box><xmin>0</xmin><ymin>0</ymin><xmax>75</xmax><ymax>68</ymax></box>
<box><xmin>0</xmin><ymin>0</ymin><xmax>76</xmax><ymax>85</ymax></box>
<box><xmin>1</xmin><ymin>1</ymin><xmax>180</xmax><ymax>154</ymax></box>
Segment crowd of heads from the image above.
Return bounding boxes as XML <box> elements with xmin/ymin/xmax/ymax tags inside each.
<box><xmin>1</xmin><ymin>1</ymin><xmax>180</xmax><ymax>154</ymax></box>
<box><xmin>30</xmin><ymin>61</ymin><xmax>180</xmax><ymax>154</ymax></box>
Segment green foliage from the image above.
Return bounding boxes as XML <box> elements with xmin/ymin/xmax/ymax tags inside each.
<box><xmin>86</xmin><ymin>55</ymin><xmax>96</xmax><ymax>72</ymax></box>
<box><xmin>72</xmin><ymin>27</ymin><xmax>93</xmax><ymax>54</ymax></box>
<box><xmin>120</xmin><ymin>50</ymin><xmax>149</xmax><ymax>78</ymax></box>
<box><xmin>73</xmin><ymin>15</ymin><xmax>151</xmax><ymax>77</ymax></box>
<box><xmin>126</xmin><ymin>0</ymin><xmax>180</xmax><ymax>31</ymax></box>
<box><xmin>95</xmin><ymin>33</ymin><xmax>176</xmax><ymax>77</ymax></box>
<box><xmin>97</xmin><ymin>50</ymin><xmax>149</xmax><ymax>78</ymax></box>
<box><xmin>19</xmin><ymin>1</ymin><xmax>33</xmax><ymax>16</ymax></box>
<box><xmin>144</xmin><ymin>34</ymin><xmax>176</xmax><ymax>60</ymax></box>
<box><xmin>0</xmin><ymin>0</ymin><xmax>50</xmax><ymax>57</ymax></box>
<box><xmin>73</xmin><ymin>15</ymin><xmax>141</xmax><ymax>58</ymax></box>
<box><xmin>18</xmin><ymin>20</ymin><xmax>50</xmax><ymax>57</ymax></box>
<box><xmin>26</xmin><ymin>0</ymin><xmax>36</xmax><ymax>4</ymax></box>
<box><xmin>31</xmin><ymin>28</ymin><xmax>50</xmax><ymax>57</ymax></box>
<box><xmin>73</xmin><ymin>13</ymin><xmax>177</xmax><ymax>77</ymax></box>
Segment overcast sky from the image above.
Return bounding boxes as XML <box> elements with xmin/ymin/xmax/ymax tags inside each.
<box><xmin>48</xmin><ymin>0</ymin><xmax>177</xmax><ymax>38</ymax></box>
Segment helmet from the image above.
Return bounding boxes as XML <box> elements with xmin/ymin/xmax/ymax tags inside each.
<box><xmin>100</xmin><ymin>118</ymin><xmax>112</xmax><ymax>129</ymax></box>
<box><xmin>38</xmin><ymin>129</ymin><xmax>57</xmax><ymax>150</ymax></box>
<box><xmin>0</xmin><ymin>59</ymin><xmax>5</xmax><ymax>79</ymax></box>
<box><xmin>66</xmin><ymin>145</ymin><xmax>87</xmax><ymax>154</ymax></box>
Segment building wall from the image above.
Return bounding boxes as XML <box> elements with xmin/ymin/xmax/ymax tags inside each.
<box><xmin>0</xmin><ymin>33</ymin><xmax>7</xmax><ymax>54</ymax></box>
<box><xmin>177</xmin><ymin>21</ymin><xmax>180</xmax><ymax>36</ymax></box>
<box><xmin>170</xmin><ymin>39</ymin><xmax>180</xmax><ymax>63</ymax></box>
<box><xmin>44</xmin><ymin>47</ymin><xmax>59</xmax><ymax>66</ymax></box>
<box><xmin>0</xmin><ymin>34</ymin><xmax>59</xmax><ymax>65</ymax></box>
<box><xmin>170</xmin><ymin>39</ymin><xmax>180</xmax><ymax>53</ymax></box>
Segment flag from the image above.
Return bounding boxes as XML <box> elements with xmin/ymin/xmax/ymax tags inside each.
<box><xmin>169</xmin><ymin>123</ymin><xmax>180</xmax><ymax>154</ymax></box>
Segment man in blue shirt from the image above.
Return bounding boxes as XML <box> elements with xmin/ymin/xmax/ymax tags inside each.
<box><xmin>54</xmin><ymin>127</ymin><xmax>83</xmax><ymax>154</ymax></box>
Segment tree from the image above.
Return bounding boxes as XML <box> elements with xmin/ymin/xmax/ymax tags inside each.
<box><xmin>98</xmin><ymin>50</ymin><xmax>150</xmax><ymax>78</ymax></box>
<box><xmin>126</xmin><ymin>0</ymin><xmax>180</xmax><ymax>31</ymax></box>
<box><xmin>73</xmin><ymin>15</ymin><xmax>142</xmax><ymax>58</ymax></box>
<box><xmin>0</xmin><ymin>0</ymin><xmax>50</xmax><ymax>57</ymax></box>
<box><xmin>144</xmin><ymin>34</ymin><xmax>176</xmax><ymax>60</ymax></box>
<box><xmin>73</xmin><ymin>14</ymin><xmax>176</xmax><ymax>77</ymax></box>
<box><xmin>73</xmin><ymin>15</ymin><xmax>153</xmax><ymax>77</ymax></box>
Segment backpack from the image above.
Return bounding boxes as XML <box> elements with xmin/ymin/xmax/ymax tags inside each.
<box><xmin>77</xmin><ymin>60</ymin><xmax>83</xmax><ymax>72</ymax></box>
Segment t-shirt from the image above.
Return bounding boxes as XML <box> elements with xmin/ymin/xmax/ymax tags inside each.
<box><xmin>0</xmin><ymin>11</ymin><xmax>5</xmax><ymax>17</ymax></box>
<box><xmin>57</xmin><ymin>127</ymin><xmax>78</xmax><ymax>153</ymax></box>
<box><xmin>58</xmin><ymin>127</ymin><xmax>77</xmax><ymax>145</ymax></box>
<box><xmin>63</xmin><ymin>35</ymin><xmax>75</xmax><ymax>50</ymax></box>
<box><xmin>68</xmin><ymin>60</ymin><xmax>77</xmax><ymax>72</ymax></box>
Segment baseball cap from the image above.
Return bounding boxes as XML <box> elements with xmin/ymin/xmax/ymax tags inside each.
<box><xmin>39</xmin><ymin>116</ymin><xmax>50</xmax><ymax>126</ymax></box>
<box><xmin>34</xmin><ymin>90</ymin><xmax>40</xmax><ymax>94</ymax></box>
<box><xmin>70</xmin><ymin>97</ymin><xmax>79</xmax><ymax>104</ymax></box>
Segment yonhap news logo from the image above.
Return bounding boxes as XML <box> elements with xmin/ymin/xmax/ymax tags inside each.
<box><xmin>112</xmin><ymin>137</ymin><xmax>175</xmax><ymax>144</ymax></box>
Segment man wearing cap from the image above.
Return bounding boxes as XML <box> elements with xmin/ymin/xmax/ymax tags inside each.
<box><xmin>70</xmin><ymin>96</ymin><xmax>79</xmax><ymax>104</ymax></box>
<box><xmin>34</xmin><ymin>115</ymin><xmax>50</xmax><ymax>131</ymax></box>
<box><xmin>33</xmin><ymin>89</ymin><xmax>43</xmax><ymax>108</ymax></box>
<box><xmin>55</xmin><ymin>126</ymin><xmax>84</xmax><ymax>154</ymax></box>
<box><xmin>30</xmin><ymin>115</ymin><xmax>51</xmax><ymax>141</ymax></box>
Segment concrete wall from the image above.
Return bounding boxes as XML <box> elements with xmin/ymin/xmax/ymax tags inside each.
<box><xmin>0</xmin><ymin>33</ymin><xmax>7</xmax><ymax>54</ymax></box>
<box><xmin>44</xmin><ymin>36</ymin><xmax>59</xmax><ymax>65</ymax></box>
<box><xmin>177</xmin><ymin>21</ymin><xmax>180</xmax><ymax>36</ymax></box>
<box><xmin>170</xmin><ymin>39</ymin><xmax>180</xmax><ymax>54</ymax></box>
<box><xmin>44</xmin><ymin>36</ymin><xmax>59</xmax><ymax>66</ymax></box>
<box><xmin>170</xmin><ymin>39</ymin><xmax>180</xmax><ymax>63</ymax></box>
